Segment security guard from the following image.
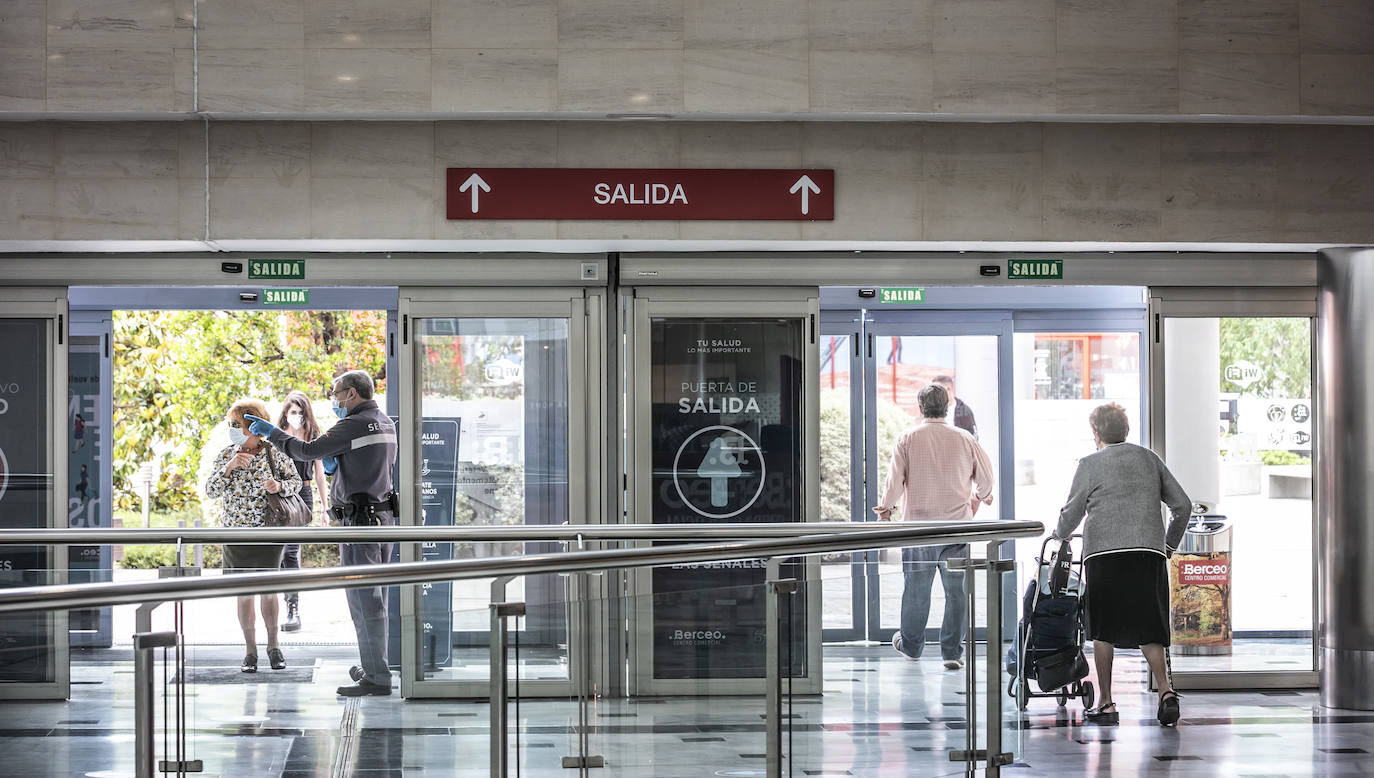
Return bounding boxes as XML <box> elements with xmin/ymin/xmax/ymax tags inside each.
<box><xmin>247</xmin><ymin>369</ymin><xmax>397</xmax><ymax>697</ymax></box>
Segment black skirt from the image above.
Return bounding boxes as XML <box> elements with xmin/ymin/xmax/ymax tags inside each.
<box><xmin>1084</xmin><ymin>551</ymin><xmax>1170</xmax><ymax>649</ymax></box>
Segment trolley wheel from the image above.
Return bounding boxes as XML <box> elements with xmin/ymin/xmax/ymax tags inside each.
<box><xmin>1081</xmin><ymin>681</ymin><xmax>1096</xmax><ymax>711</ymax></box>
<box><xmin>1015</xmin><ymin>680</ymin><xmax>1030</xmax><ymax>711</ymax></box>
<box><xmin>1056</xmin><ymin>690</ymin><xmax>1069</xmax><ymax>707</ymax></box>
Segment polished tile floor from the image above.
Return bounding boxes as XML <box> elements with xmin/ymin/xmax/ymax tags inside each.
<box><xmin>2</xmin><ymin>644</ymin><xmax>1370</xmax><ymax>777</ymax></box>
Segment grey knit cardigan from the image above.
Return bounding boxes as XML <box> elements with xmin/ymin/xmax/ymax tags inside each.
<box><xmin>1054</xmin><ymin>442</ymin><xmax>1192</xmax><ymax>560</ymax></box>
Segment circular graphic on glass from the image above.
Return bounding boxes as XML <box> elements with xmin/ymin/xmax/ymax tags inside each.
<box><xmin>672</xmin><ymin>425</ymin><xmax>766</xmax><ymax>519</ymax></box>
<box><xmin>1291</xmin><ymin>403</ymin><xmax>1310</xmax><ymax>424</ymax></box>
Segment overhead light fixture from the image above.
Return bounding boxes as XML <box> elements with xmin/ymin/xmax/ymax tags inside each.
<box><xmin>605</xmin><ymin>113</ymin><xmax>674</xmax><ymax>120</ymax></box>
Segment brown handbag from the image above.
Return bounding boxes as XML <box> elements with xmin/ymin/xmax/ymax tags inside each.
<box><xmin>262</xmin><ymin>447</ymin><xmax>312</xmax><ymax>528</ymax></box>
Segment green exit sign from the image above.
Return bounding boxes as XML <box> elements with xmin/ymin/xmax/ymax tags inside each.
<box><xmin>879</xmin><ymin>287</ymin><xmax>925</xmax><ymax>304</ymax></box>
<box><xmin>248</xmin><ymin>259</ymin><xmax>305</xmax><ymax>280</ymax></box>
<box><xmin>262</xmin><ymin>288</ymin><xmax>310</xmax><ymax>306</ymax></box>
<box><xmin>1007</xmin><ymin>259</ymin><xmax>1063</xmax><ymax>280</ymax></box>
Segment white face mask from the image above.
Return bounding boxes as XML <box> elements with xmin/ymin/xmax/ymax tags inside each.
<box><xmin>287</xmin><ymin>412</ymin><xmax>304</xmax><ymax>429</ymax></box>
<box><xmin>228</xmin><ymin>426</ymin><xmax>249</xmax><ymax>446</ymax></box>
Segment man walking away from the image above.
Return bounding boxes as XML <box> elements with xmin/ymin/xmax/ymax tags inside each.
<box><xmin>873</xmin><ymin>384</ymin><xmax>996</xmax><ymax>669</ymax></box>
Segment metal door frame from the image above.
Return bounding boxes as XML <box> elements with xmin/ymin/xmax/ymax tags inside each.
<box><xmin>816</xmin><ymin>314</ymin><xmax>867</xmax><ymax>642</ymax></box>
<box><xmin>861</xmin><ymin>311</ymin><xmax>1015</xmax><ymax>642</ymax></box>
<box><xmin>625</xmin><ymin>287</ymin><xmax>823</xmax><ymax>696</ymax></box>
<box><xmin>1147</xmin><ymin>287</ymin><xmax>1319</xmax><ymax>690</ymax></box>
<box><xmin>400</xmin><ymin>287</ymin><xmax>602</xmax><ymax>700</ymax></box>
<box><xmin>0</xmin><ymin>288</ymin><xmax>70</xmax><ymax>700</ymax></box>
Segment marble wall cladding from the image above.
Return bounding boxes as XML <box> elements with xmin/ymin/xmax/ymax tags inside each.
<box><xmin>1300</xmin><ymin>55</ymin><xmax>1374</xmax><ymax>114</ymax></box>
<box><xmin>558</xmin><ymin>49</ymin><xmax>684</xmax><ymax>112</ymax></box>
<box><xmin>684</xmin><ymin>46</ymin><xmax>809</xmax><ymax>113</ymax></box>
<box><xmin>1160</xmin><ymin>124</ymin><xmax>1283</xmax><ymax>241</ymax></box>
<box><xmin>432</xmin><ymin>49</ymin><xmax>558</xmax><ymax>112</ymax></box>
<box><xmin>1043</xmin><ymin>124</ymin><xmax>1162</xmax><ymax>240</ymax></box>
<box><xmin>433</xmin><ymin>0</ymin><xmax>557</xmax><ymax>49</ymax></box>
<box><xmin>46</xmin><ymin>48</ymin><xmax>173</xmax><ymax>111</ymax></box>
<box><xmin>3</xmin><ymin>120</ymin><xmax>1374</xmax><ymax>243</ymax></box>
<box><xmin>1180</xmin><ymin>53</ymin><xmax>1300</xmax><ymax>115</ymax></box>
<box><xmin>304</xmin><ymin>0</ymin><xmax>431</xmax><ymax>49</ymax></box>
<box><xmin>922</xmin><ymin>124</ymin><xmax>1042</xmax><ymax>240</ymax></box>
<box><xmin>2</xmin><ymin>0</ymin><xmax>1374</xmax><ymax>115</ymax></box>
<box><xmin>0</xmin><ymin>48</ymin><xmax>46</xmax><ymax>110</ymax></box>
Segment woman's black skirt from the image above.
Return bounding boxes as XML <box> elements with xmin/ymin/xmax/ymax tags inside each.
<box><xmin>1084</xmin><ymin>551</ymin><xmax>1170</xmax><ymax>649</ymax></box>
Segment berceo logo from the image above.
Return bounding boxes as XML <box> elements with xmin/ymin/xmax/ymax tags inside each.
<box><xmin>1183</xmin><ymin>564</ymin><xmax>1228</xmax><ymax>575</ymax></box>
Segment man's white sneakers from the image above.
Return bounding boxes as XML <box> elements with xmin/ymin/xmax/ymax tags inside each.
<box><xmin>943</xmin><ymin>659</ymin><xmax>964</xmax><ymax>670</ymax></box>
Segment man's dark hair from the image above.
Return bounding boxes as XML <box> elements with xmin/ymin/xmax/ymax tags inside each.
<box><xmin>918</xmin><ymin>384</ymin><xmax>949</xmax><ymax>419</ymax></box>
<box><xmin>931</xmin><ymin>375</ymin><xmax>954</xmax><ymax>388</ymax></box>
<box><xmin>336</xmin><ymin>369</ymin><xmax>375</xmax><ymax>400</ymax></box>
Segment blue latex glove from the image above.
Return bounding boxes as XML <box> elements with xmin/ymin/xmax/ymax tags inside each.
<box><xmin>322</xmin><ymin>456</ymin><xmax>338</xmax><ymax>476</ymax></box>
<box><xmin>244</xmin><ymin>414</ymin><xmax>278</xmax><ymax>437</ymax></box>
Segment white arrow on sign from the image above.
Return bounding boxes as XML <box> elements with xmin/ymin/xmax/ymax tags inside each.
<box><xmin>459</xmin><ymin>173</ymin><xmax>491</xmax><ymax>214</ymax></box>
<box><xmin>789</xmin><ymin>174</ymin><xmax>821</xmax><ymax>215</ymax></box>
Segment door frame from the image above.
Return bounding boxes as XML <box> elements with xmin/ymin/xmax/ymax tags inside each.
<box><xmin>625</xmin><ymin>286</ymin><xmax>823</xmax><ymax>696</ymax></box>
<box><xmin>399</xmin><ymin>287</ymin><xmax>603</xmax><ymax>700</ymax></box>
<box><xmin>1147</xmin><ymin>287</ymin><xmax>1319</xmax><ymax>690</ymax></box>
<box><xmin>0</xmin><ymin>288</ymin><xmax>70</xmax><ymax>700</ymax></box>
<box><xmin>860</xmin><ymin>311</ymin><xmax>1015</xmax><ymax>642</ymax></box>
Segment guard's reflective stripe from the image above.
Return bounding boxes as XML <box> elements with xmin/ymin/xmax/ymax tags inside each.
<box><xmin>351</xmin><ymin>433</ymin><xmax>398</xmax><ymax>450</ymax></box>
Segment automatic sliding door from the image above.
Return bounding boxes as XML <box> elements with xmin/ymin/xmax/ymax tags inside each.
<box><xmin>818</xmin><ymin>320</ymin><xmax>865</xmax><ymax>642</ymax></box>
<box><xmin>0</xmin><ymin>294</ymin><xmax>69</xmax><ymax>700</ymax></box>
<box><xmin>1154</xmin><ymin>309</ymin><xmax>1316</xmax><ymax>684</ymax></box>
<box><xmin>864</xmin><ymin>321</ymin><xmax>1006</xmax><ymax>642</ymax></box>
<box><xmin>401</xmin><ymin>291</ymin><xmax>592</xmax><ymax>698</ymax></box>
<box><xmin>628</xmin><ymin>290</ymin><xmax>821</xmax><ymax>695</ymax></box>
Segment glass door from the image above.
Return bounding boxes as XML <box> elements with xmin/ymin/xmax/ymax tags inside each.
<box><xmin>0</xmin><ymin>291</ymin><xmax>70</xmax><ymax>700</ymax></box>
<box><xmin>1152</xmin><ymin>299</ymin><xmax>1318</xmax><ymax>687</ymax></box>
<box><xmin>400</xmin><ymin>289</ymin><xmax>595</xmax><ymax>698</ymax></box>
<box><xmin>627</xmin><ymin>289</ymin><xmax>821</xmax><ymax>696</ymax></box>
<box><xmin>817</xmin><ymin>317</ymin><xmax>865</xmax><ymax>642</ymax></box>
<box><xmin>864</xmin><ymin>315</ymin><xmax>1009</xmax><ymax>643</ymax></box>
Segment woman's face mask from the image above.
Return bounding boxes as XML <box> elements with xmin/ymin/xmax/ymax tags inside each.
<box><xmin>287</xmin><ymin>412</ymin><xmax>304</xmax><ymax>429</ymax></box>
<box><xmin>228</xmin><ymin>425</ymin><xmax>249</xmax><ymax>446</ymax></box>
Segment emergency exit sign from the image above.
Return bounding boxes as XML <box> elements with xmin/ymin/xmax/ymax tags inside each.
<box><xmin>1007</xmin><ymin>259</ymin><xmax>1063</xmax><ymax>279</ymax></box>
<box><xmin>263</xmin><ymin>288</ymin><xmax>309</xmax><ymax>306</ymax></box>
<box><xmin>248</xmin><ymin>259</ymin><xmax>305</xmax><ymax>280</ymax></box>
<box><xmin>879</xmin><ymin>287</ymin><xmax>925</xmax><ymax>304</ymax></box>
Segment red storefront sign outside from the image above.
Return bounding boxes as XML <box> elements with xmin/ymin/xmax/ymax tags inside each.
<box><xmin>445</xmin><ymin>168</ymin><xmax>834</xmax><ymax>221</ymax></box>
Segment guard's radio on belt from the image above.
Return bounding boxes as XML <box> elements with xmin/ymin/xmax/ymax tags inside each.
<box><xmin>330</xmin><ymin>492</ymin><xmax>399</xmax><ymax>526</ymax></box>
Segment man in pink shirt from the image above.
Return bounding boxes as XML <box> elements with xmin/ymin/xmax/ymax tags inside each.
<box><xmin>873</xmin><ymin>384</ymin><xmax>996</xmax><ymax>669</ymax></box>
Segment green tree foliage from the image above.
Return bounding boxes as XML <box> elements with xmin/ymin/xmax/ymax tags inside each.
<box><xmin>113</xmin><ymin>310</ymin><xmax>386</xmax><ymax>513</ymax></box>
<box><xmin>818</xmin><ymin>392</ymin><xmax>915</xmax><ymax>521</ymax></box>
<box><xmin>1219</xmin><ymin>318</ymin><xmax>1311</xmax><ymax>399</ymax></box>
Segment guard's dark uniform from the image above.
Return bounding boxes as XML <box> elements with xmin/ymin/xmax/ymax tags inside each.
<box><xmin>267</xmin><ymin>399</ymin><xmax>397</xmax><ymax>687</ymax></box>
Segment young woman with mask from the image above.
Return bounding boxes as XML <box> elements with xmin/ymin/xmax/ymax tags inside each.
<box><xmin>274</xmin><ymin>390</ymin><xmax>329</xmax><ymax>632</ymax></box>
<box><xmin>205</xmin><ymin>398</ymin><xmax>302</xmax><ymax>673</ymax></box>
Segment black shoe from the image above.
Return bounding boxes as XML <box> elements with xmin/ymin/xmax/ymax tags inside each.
<box><xmin>1157</xmin><ymin>691</ymin><xmax>1181</xmax><ymax>727</ymax></box>
<box><xmin>267</xmin><ymin>647</ymin><xmax>286</xmax><ymax>670</ymax></box>
<box><xmin>337</xmin><ymin>680</ymin><xmax>391</xmax><ymax>697</ymax></box>
<box><xmin>281</xmin><ymin>600</ymin><xmax>301</xmax><ymax>632</ymax></box>
<box><xmin>1084</xmin><ymin>702</ymin><xmax>1119</xmax><ymax>725</ymax></box>
<box><xmin>241</xmin><ymin>653</ymin><xmax>257</xmax><ymax>674</ymax></box>
<box><xmin>349</xmin><ymin>665</ymin><xmax>365</xmax><ymax>682</ymax></box>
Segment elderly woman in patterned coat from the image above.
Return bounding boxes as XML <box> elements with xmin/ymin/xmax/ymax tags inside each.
<box><xmin>205</xmin><ymin>397</ymin><xmax>302</xmax><ymax>674</ymax></box>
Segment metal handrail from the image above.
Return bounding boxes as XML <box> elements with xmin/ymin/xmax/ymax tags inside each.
<box><xmin>0</xmin><ymin>520</ymin><xmax>1043</xmax><ymax>613</ymax></box>
<box><xmin>0</xmin><ymin>521</ymin><xmax>999</xmax><ymax>545</ymax></box>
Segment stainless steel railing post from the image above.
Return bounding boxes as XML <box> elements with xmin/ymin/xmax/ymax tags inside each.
<box><xmin>765</xmin><ymin>557</ymin><xmax>799</xmax><ymax>778</ymax></box>
<box><xmin>490</xmin><ymin>600</ymin><xmax>525</xmax><ymax>778</ymax></box>
<box><xmin>983</xmin><ymin>541</ymin><xmax>1015</xmax><ymax>777</ymax></box>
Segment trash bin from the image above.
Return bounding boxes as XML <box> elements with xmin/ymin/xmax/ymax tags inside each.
<box><xmin>1169</xmin><ymin>514</ymin><xmax>1233</xmax><ymax>655</ymax></box>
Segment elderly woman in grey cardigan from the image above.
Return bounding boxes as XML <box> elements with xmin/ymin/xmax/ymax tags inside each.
<box><xmin>1054</xmin><ymin>403</ymin><xmax>1191</xmax><ymax>727</ymax></box>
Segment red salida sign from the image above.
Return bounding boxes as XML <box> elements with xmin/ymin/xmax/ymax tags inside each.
<box><xmin>445</xmin><ymin>168</ymin><xmax>834</xmax><ymax>221</ymax></box>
